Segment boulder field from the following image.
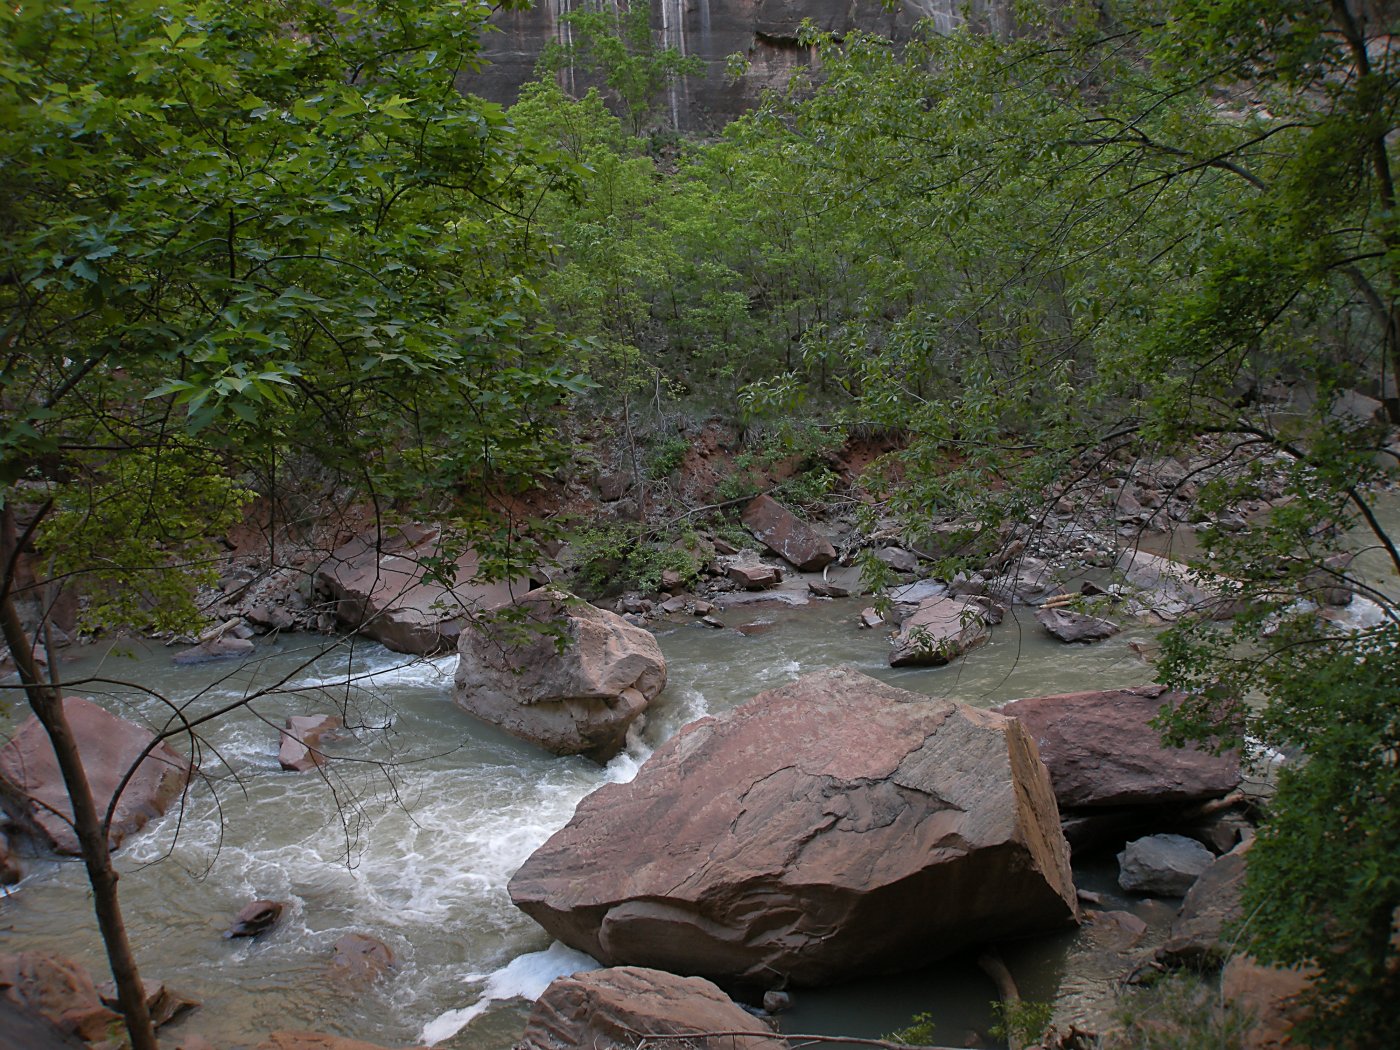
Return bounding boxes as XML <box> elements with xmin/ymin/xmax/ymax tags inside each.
<box><xmin>509</xmin><ymin>666</ymin><xmax>1078</xmax><ymax>989</ymax></box>
<box><xmin>454</xmin><ymin>588</ymin><xmax>666</xmax><ymax>761</ymax></box>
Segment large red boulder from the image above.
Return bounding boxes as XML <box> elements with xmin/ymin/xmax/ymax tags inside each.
<box><xmin>314</xmin><ymin>524</ymin><xmax>529</xmax><ymax>655</ymax></box>
<box><xmin>520</xmin><ymin>966</ymin><xmax>785</xmax><ymax>1050</ymax></box>
<box><xmin>0</xmin><ymin>697</ymin><xmax>193</xmax><ymax>855</ymax></box>
<box><xmin>741</xmin><ymin>495</ymin><xmax>835</xmax><ymax>571</ymax></box>
<box><xmin>455</xmin><ymin>589</ymin><xmax>666</xmax><ymax>761</ymax></box>
<box><xmin>509</xmin><ymin>666</ymin><xmax>1077</xmax><ymax>988</ymax></box>
<box><xmin>997</xmin><ymin>685</ymin><xmax>1240</xmax><ymax>809</ymax></box>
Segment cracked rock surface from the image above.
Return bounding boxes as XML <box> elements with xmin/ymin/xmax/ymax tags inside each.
<box><xmin>508</xmin><ymin>666</ymin><xmax>1077</xmax><ymax>988</ymax></box>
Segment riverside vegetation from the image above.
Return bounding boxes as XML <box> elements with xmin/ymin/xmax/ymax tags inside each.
<box><xmin>2</xmin><ymin>1</ymin><xmax>1398</xmax><ymax>1048</ymax></box>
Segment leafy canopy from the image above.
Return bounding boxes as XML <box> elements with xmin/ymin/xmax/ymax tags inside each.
<box><xmin>1</xmin><ymin>0</ymin><xmax>592</xmax><ymax>611</ymax></box>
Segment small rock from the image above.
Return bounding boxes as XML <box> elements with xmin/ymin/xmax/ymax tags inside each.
<box><xmin>692</xmin><ymin>600</ymin><xmax>715</xmax><ymax>616</ymax></box>
<box><xmin>660</xmin><ymin>570</ymin><xmax>684</xmax><ymax>593</ymax></box>
<box><xmin>859</xmin><ymin>608</ymin><xmax>884</xmax><ymax>629</ymax></box>
<box><xmin>888</xmin><ymin>597</ymin><xmax>991</xmax><ymax>667</ymax></box>
<box><xmin>1118</xmin><ymin>834</ymin><xmax>1214</xmax><ymax>896</ymax></box>
<box><xmin>712</xmin><ymin>538</ymin><xmax>740</xmax><ymax>556</ymax></box>
<box><xmin>224</xmin><ymin>900</ymin><xmax>285</xmax><ymax>939</ymax></box>
<box><xmin>278</xmin><ymin>715</ymin><xmax>342</xmax><ymax>773</ymax></box>
<box><xmin>660</xmin><ymin>595</ymin><xmax>689</xmax><ymax>615</ymax></box>
<box><xmin>700</xmin><ymin>616</ymin><xmax>725</xmax><ymax>629</ymax></box>
<box><xmin>726</xmin><ymin>563</ymin><xmax>780</xmax><ymax>590</ymax></box>
<box><xmin>875</xmin><ymin>547</ymin><xmax>920</xmax><ymax>573</ymax></box>
<box><xmin>808</xmin><ymin>580</ymin><xmax>851</xmax><ymax>598</ymax></box>
<box><xmin>761</xmin><ymin>990</ymin><xmax>793</xmax><ymax>1014</ymax></box>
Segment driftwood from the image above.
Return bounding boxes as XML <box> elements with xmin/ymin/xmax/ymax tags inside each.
<box><xmin>978</xmin><ymin>948</ymin><xmax>1021</xmax><ymax>1050</ymax></box>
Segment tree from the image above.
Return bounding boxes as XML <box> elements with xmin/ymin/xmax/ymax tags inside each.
<box><xmin>0</xmin><ymin>2</ymin><xmax>588</xmax><ymax>1046</ymax></box>
<box><xmin>604</xmin><ymin>1</ymin><xmax>1400</xmax><ymax>1039</ymax></box>
<box><xmin>538</xmin><ymin>1</ymin><xmax>703</xmax><ymax>135</ymax></box>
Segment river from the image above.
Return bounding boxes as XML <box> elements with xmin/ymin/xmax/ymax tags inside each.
<box><xmin>1</xmin><ymin>510</ymin><xmax>1394</xmax><ymax>1050</ymax></box>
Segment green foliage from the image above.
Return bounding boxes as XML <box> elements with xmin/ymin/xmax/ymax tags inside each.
<box><xmin>1</xmin><ymin>0</ymin><xmax>590</xmax><ymax>622</ymax></box>
<box><xmin>882</xmin><ymin>1010</ymin><xmax>937</xmax><ymax>1046</ymax></box>
<box><xmin>522</xmin><ymin>1</ymin><xmax>1398</xmax><ymax>1040</ymax></box>
<box><xmin>568</xmin><ymin>523</ymin><xmax>701</xmax><ymax>595</ymax></box>
<box><xmin>990</xmin><ymin>998</ymin><xmax>1054</xmax><ymax>1049</ymax></box>
<box><xmin>646</xmin><ymin>434</ymin><xmax>690</xmax><ymax>479</ymax></box>
<box><xmin>42</xmin><ymin>445</ymin><xmax>252</xmax><ymax>633</ymax></box>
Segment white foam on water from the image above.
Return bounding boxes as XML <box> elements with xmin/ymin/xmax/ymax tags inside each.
<box><xmin>419</xmin><ymin>942</ymin><xmax>599</xmax><ymax>1045</ymax></box>
<box><xmin>285</xmin><ymin>651</ymin><xmax>457</xmax><ymax>693</ymax></box>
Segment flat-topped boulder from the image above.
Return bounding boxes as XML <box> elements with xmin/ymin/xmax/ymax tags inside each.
<box><xmin>0</xmin><ymin>697</ymin><xmax>192</xmax><ymax>855</ymax></box>
<box><xmin>888</xmin><ymin>596</ymin><xmax>992</xmax><ymax>666</ymax></box>
<box><xmin>520</xmin><ymin>967</ymin><xmax>784</xmax><ymax>1050</ymax></box>
<box><xmin>741</xmin><ymin>495</ymin><xmax>835</xmax><ymax>571</ymax></box>
<box><xmin>314</xmin><ymin>524</ymin><xmax>529</xmax><ymax>655</ymax></box>
<box><xmin>455</xmin><ymin>588</ymin><xmax>666</xmax><ymax>761</ymax></box>
<box><xmin>997</xmin><ymin>685</ymin><xmax>1240</xmax><ymax>809</ymax></box>
<box><xmin>509</xmin><ymin>666</ymin><xmax>1077</xmax><ymax>989</ymax></box>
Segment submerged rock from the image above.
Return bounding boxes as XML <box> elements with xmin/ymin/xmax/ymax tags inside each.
<box><xmin>888</xmin><ymin>596</ymin><xmax>991</xmax><ymax>666</ymax></box>
<box><xmin>329</xmin><ymin>934</ymin><xmax>396</xmax><ymax>983</ymax></box>
<box><xmin>454</xmin><ymin>588</ymin><xmax>666</xmax><ymax>761</ymax></box>
<box><xmin>519</xmin><ymin>966</ymin><xmax>784</xmax><ymax>1050</ymax></box>
<box><xmin>0</xmin><ymin>697</ymin><xmax>193</xmax><ymax>855</ymax></box>
<box><xmin>509</xmin><ymin>666</ymin><xmax>1077</xmax><ymax>988</ymax></box>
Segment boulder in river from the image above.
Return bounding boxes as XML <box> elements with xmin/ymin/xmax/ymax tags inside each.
<box><xmin>278</xmin><ymin>715</ymin><xmax>342</xmax><ymax>773</ymax></box>
<box><xmin>454</xmin><ymin>588</ymin><xmax>666</xmax><ymax>761</ymax></box>
<box><xmin>888</xmin><ymin>596</ymin><xmax>991</xmax><ymax>666</ymax></box>
<box><xmin>224</xmin><ymin>899</ymin><xmax>285</xmax><ymax>938</ymax></box>
<box><xmin>1118</xmin><ymin>834</ymin><xmax>1214</xmax><ymax>896</ymax></box>
<box><xmin>508</xmin><ymin>666</ymin><xmax>1077</xmax><ymax>988</ymax></box>
<box><xmin>0</xmin><ymin>696</ymin><xmax>193</xmax><ymax>855</ymax></box>
<box><xmin>997</xmin><ymin>685</ymin><xmax>1240</xmax><ymax>809</ymax></box>
<box><xmin>741</xmin><ymin>495</ymin><xmax>836</xmax><ymax>571</ymax></box>
<box><xmin>520</xmin><ymin>966</ymin><xmax>784</xmax><ymax>1050</ymax></box>
<box><xmin>172</xmin><ymin>634</ymin><xmax>255</xmax><ymax>665</ymax></box>
<box><xmin>314</xmin><ymin>523</ymin><xmax>529</xmax><ymax>655</ymax></box>
<box><xmin>1034</xmin><ymin>606</ymin><xmax>1120</xmax><ymax>644</ymax></box>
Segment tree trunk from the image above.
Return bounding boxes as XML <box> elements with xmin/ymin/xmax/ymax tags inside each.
<box><xmin>0</xmin><ymin>506</ymin><xmax>159</xmax><ymax>1050</ymax></box>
